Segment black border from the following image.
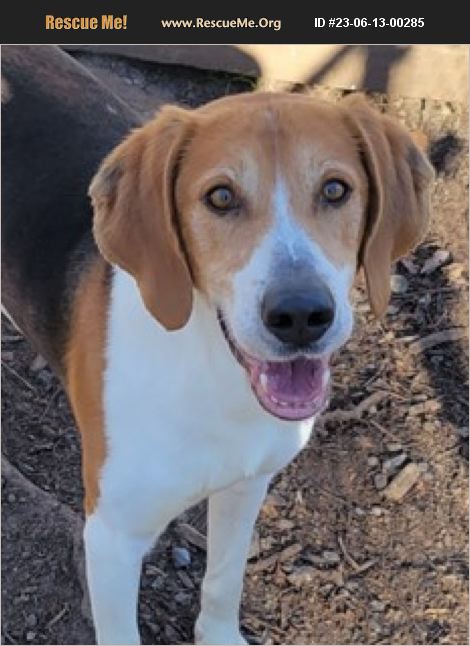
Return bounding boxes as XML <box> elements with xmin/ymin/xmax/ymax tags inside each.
<box><xmin>1</xmin><ymin>2</ymin><xmax>469</xmax><ymax>44</ymax></box>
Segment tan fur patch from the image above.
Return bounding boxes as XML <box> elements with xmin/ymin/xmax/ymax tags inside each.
<box><xmin>90</xmin><ymin>107</ymin><xmax>194</xmax><ymax>331</ymax></box>
<box><xmin>176</xmin><ymin>128</ymin><xmax>276</xmax><ymax>302</ymax></box>
<box><xmin>342</xmin><ymin>94</ymin><xmax>434</xmax><ymax>315</ymax></box>
<box><xmin>66</xmin><ymin>258</ymin><xmax>109</xmax><ymax>515</ymax></box>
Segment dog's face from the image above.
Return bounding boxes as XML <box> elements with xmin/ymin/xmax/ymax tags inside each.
<box><xmin>90</xmin><ymin>93</ymin><xmax>434</xmax><ymax>421</ymax></box>
<box><xmin>175</xmin><ymin>97</ymin><xmax>366</xmax><ymax>419</ymax></box>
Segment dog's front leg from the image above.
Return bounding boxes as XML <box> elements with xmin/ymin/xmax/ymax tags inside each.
<box><xmin>84</xmin><ymin>512</ymin><xmax>155</xmax><ymax>645</ymax></box>
<box><xmin>195</xmin><ymin>475</ymin><xmax>271</xmax><ymax>645</ymax></box>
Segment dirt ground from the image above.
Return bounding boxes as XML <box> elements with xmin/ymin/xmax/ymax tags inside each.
<box><xmin>1</xmin><ymin>51</ymin><xmax>468</xmax><ymax>645</ymax></box>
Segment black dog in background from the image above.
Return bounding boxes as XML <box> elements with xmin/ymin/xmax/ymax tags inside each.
<box><xmin>2</xmin><ymin>45</ymin><xmax>137</xmax><ymax>375</ymax></box>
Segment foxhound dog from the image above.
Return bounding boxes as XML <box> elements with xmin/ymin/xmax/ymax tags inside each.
<box><xmin>2</xmin><ymin>46</ymin><xmax>434</xmax><ymax>646</ymax></box>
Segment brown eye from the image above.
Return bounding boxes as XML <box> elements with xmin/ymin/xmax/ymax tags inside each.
<box><xmin>322</xmin><ymin>179</ymin><xmax>350</xmax><ymax>204</ymax></box>
<box><xmin>206</xmin><ymin>186</ymin><xmax>238</xmax><ymax>213</ymax></box>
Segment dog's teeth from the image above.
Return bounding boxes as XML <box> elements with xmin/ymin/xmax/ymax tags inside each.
<box><xmin>274</xmin><ymin>398</ymin><xmax>294</xmax><ymax>408</ymax></box>
<box><xmin>259</xmin><ymin>373</ymin><xmax>268</xmax><ymax>390</ymax></box>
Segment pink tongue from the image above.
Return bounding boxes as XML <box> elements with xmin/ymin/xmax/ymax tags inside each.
<box><xmin>264</xmin><ymin>358</ymin><xmax>322</xmax><ymax>402</ymax></box>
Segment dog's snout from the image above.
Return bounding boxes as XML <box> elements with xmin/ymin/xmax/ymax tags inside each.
<box><xmin>261</xmin><ymin>286</ymin><xmax>335</xmax><ymax>346</ymax></box>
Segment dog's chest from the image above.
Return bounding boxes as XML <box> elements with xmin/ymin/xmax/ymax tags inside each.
<box><xmin>97</xmin><ymin>270</ymin><xmax>313</xmax><ymax>533</ymax></box>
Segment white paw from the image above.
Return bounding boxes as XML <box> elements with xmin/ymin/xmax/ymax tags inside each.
<box><xmin>195</xmin><ymin>617</ymin><xmax>248</xmax><ymax>645</ymax></box>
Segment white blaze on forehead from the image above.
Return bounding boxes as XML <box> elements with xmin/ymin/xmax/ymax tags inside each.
<box><xmin>270</xmin><ymin>175</ymin><xmax>354</xmax><ymax>283</ymax></box>
<box><xmin>271</xmin><ymin>177</ymin><xmax>313</xmax><ymax>262</ymax></box>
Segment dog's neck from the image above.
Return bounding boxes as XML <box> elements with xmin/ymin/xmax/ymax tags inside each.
<box><xmin>108</xmin><ymin>266</ymin><xmax>263</xmax><ymax>420</ymax></box>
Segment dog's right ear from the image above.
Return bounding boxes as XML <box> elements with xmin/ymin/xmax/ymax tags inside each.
<box><xmin>89</xmin><ymin>106</ymin><xmax>195</xmax><ymax>330</ymax></box>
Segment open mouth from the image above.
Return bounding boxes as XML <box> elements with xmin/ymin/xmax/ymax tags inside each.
<box><xmin>218</xmin><ymin>312</ymin><xmax>331</xmax><ymax>422</ymax></box>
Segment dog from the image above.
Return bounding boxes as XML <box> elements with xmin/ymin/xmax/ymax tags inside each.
<box><xmin>2</xmin><ymin>46</ymin><xmax>434</xmax><ymax>645</ymax></box>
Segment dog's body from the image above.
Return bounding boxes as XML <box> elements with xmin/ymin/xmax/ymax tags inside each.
<box><xmin>2</xmin><ymin>46</ymin><xmax>434</xmax><ymax>645</ymax></box>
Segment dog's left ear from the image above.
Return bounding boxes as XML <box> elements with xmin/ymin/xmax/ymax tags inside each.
<box><xmin>343</xmin><ymin>95</ymin><xmax>435</xmax><ymax>317</ymax></box>
<box><xmin>89</xmin><ymin>106</ymin><xmax>195</xmax><ymax>330</ymax></box>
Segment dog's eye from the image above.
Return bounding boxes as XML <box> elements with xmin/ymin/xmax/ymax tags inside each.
<box><xmin>321</xmin><ymin>179</ymin><xmax>350</xmax><ymax>204</ymax></box>
<box><xmin>205</xmin><ymin>186</ymin><xmax>238</xmax><ymax>213</ymax></box>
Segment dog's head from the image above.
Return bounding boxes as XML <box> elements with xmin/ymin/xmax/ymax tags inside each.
<box><xmin>90</xmin><ymin>92</ymin><xmax>434</xmax><ymax>421</ymax></box>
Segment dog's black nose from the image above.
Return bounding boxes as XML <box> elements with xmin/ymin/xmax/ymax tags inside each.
<box><xmin>262</xmin><ymin>286</ymin><xmax>335</xmax><ymax>346</ymax></box>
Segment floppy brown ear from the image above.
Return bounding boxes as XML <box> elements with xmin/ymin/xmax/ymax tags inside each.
<box><xmin>343</xmin><ymin>95</ymin><xmax>435</xmax><ymax>317</ymax></box>
<box><xmin>89</xmin><ymin>106</ymin><xmax>195</xmax><ymax>330</ymax></box>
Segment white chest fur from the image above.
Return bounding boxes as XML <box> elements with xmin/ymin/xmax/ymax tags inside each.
<box><xmin>98</xmin><ymin>268</ymin><xmax>314</xmax><ymax>534</ymax></box>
